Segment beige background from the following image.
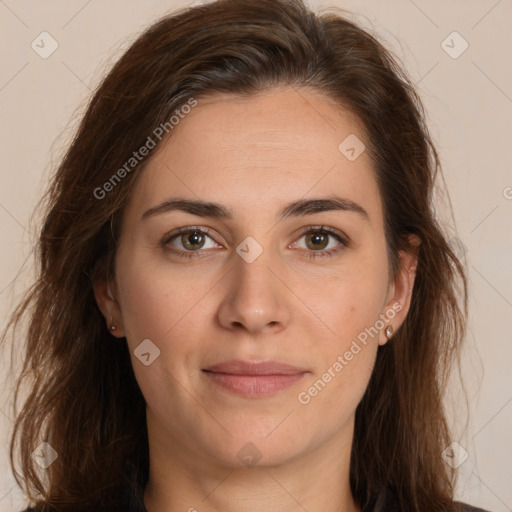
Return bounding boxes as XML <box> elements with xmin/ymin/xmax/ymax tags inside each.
<box><xmin>1</xmin><ymin>1</ymin><xmax>511</xmax><ymax>511</ymax></box>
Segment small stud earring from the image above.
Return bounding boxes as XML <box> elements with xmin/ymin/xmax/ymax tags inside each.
<box><xmin>385</xmin><ymin>325</ymin><xmax>394</xmax><ymax>340</ymax></box>
<box><xmin>109</xmin><ymin>314</ymin><xmax>116</xmax><ymax>332</ymax></box>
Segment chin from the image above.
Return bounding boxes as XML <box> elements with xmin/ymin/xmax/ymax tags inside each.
<box><xmin>203</xmin><ymin>429</ymin><xmax>307</xmax><ymax>469</ymax></box>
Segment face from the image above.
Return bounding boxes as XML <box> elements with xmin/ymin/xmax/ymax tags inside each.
<box><xmin>95</xmin><ymin>87</ymin><xmax>417</xmax><ymax>471</ymax></box>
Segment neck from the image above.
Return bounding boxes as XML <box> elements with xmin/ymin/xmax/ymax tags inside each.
<box><xmin>143</xmin><ymin>416</ymin><xmax>361</xmax><ymax>512</ymax></box>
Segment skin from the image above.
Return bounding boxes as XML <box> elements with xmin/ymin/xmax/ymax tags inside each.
<box><xmin>94</xmin><ymin>87</ymin><xmax>419</xmax><ymax>512</ymax></box>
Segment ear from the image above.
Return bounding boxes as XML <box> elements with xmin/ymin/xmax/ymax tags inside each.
<box><xmin>379</xmin><ymin>234</ymin><xmax>421</xmax><ymax>346</ymax></box>
<box><xmin>92</xmin><ymin>275</ymin><xmax>125</xmax><ymax>338</ymax></box>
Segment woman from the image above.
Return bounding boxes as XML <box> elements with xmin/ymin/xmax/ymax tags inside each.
<box><xmin>2</xmin><ymin>0</ymin><xmax>490</xmax><ymax>510</ymax></box>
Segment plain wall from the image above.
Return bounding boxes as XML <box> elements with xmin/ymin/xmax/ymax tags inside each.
<box><xmin>0</xmin><ymin>1</ymin><xmax>511</xmax><ymax>511</ymax></box>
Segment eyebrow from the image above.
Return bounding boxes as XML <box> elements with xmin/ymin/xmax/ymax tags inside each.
<box><xmin>141</xmin><ymin>196</ymin><xmax>369</xmax><ymax>222</ymax></box>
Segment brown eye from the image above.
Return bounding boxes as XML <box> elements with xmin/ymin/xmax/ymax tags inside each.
<box><xmin>292</xmin><ymin>226</ymin><xmax>348</xmax><ymax>261</ymax></box>
<box><xmin>304</xmin><ymin>231</ymin><xmax>330</xmax><ymax>251</ymax></box>
<box><xmin>181</xmin><ymin>230</ymin><xmax>206</xmax><ymax>251</ymax></box>
<box><xmin>162</xmin><ymin>227</ymin><xmax>219</xmax><ymax>257</ymax></box>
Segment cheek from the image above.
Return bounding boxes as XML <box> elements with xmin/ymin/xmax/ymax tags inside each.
<box><xmin>114</xmin><ymin>252</ymin><xmax>207</xmax><ymax>407</ymax></box>
<box><xmin>118</xmin><ymin>269</ymin><xmax>174</xmax><ymax>343</ymax></box>
<box><xmin>294</xmin><ymin>249</ymin><xmax>388</xmax><ymax>405</ymax></box>
<box><xmin>303</xmin><ymin>256</ymin><xmax>389</xmax><ymax>344</ymax></box>
<box><xmin>114</xmin><ymin>247</ymin><xmax>219</xmax><ymax>393</ymax></box>
<box><xmin>295</xmin><ymin>282</ymin><xmax>381</xmax><ymax>431</ymax></box>
<box><xmin>115</xmin><ymin>246</ymin><xmax>204</xmax><ymax>344</ymax></box>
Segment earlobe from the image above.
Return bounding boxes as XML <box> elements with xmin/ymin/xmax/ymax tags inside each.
<box><xmin>92</xmin><ymin>277</ymin><xmax>125</xmax><ymax>337</ymax></box>
<box><xmin>384</xmin><ymin>324</ymin><xmax>394</xmax><ymax>340</ymax></box>
<box><xmin>380</xmin><ymin>234</ymin><xmax>421</xmax><ymax>345</ymax></box>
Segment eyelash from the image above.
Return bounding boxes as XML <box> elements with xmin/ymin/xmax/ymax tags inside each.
<box><xmin>161</xmin><ymin>225</ymin><xmax>348</xmax><ymax>260</ymax></box>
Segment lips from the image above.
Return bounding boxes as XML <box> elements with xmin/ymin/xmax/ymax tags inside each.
<box><xmin>203</xmin><ymin>359</ymin><xmax>307</xmax><ymax>375</ymax></box>
<box><xmin>202</xmin><ymin>359</ymin><xmax>308</xmax><ymax>397</ymax></box>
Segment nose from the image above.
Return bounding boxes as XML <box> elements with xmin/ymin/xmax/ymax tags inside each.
<box><xmin>216</xmin><ymin>245</ymin><xmax>291</xmax><ymax>336</ymax></box>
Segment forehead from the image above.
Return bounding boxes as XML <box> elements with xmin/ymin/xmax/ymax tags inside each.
<box><xmin>124</xmin><ymin>87</ymin><xmax>382</xmax><ymax>225</ymax></box>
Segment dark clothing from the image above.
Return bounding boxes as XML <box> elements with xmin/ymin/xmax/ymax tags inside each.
<box><xmin>21</xmin><ymin>484</ymin><xmax>491</xmax><ymax>511</ymax></box>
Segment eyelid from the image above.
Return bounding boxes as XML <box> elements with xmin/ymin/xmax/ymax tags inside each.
<box><xmin>290</xmin><ymin>224</ymin><xmax>349</xmax><ymax>247</ymax></box>
<box><xmin>161</xmin><ymin>225</ymin><xmax>219</xmax><ymax>246</ymax></box>
<box><xmin>161</xmin><ymin>224</ymin><xmax>349</xmax><ymax>259</ymax></box>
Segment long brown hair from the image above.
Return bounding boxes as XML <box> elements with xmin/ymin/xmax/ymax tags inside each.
<box><xmin>1</xmin><ymin>0</ymin><xmax>468</xmax><ymax>510</ymax></box>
